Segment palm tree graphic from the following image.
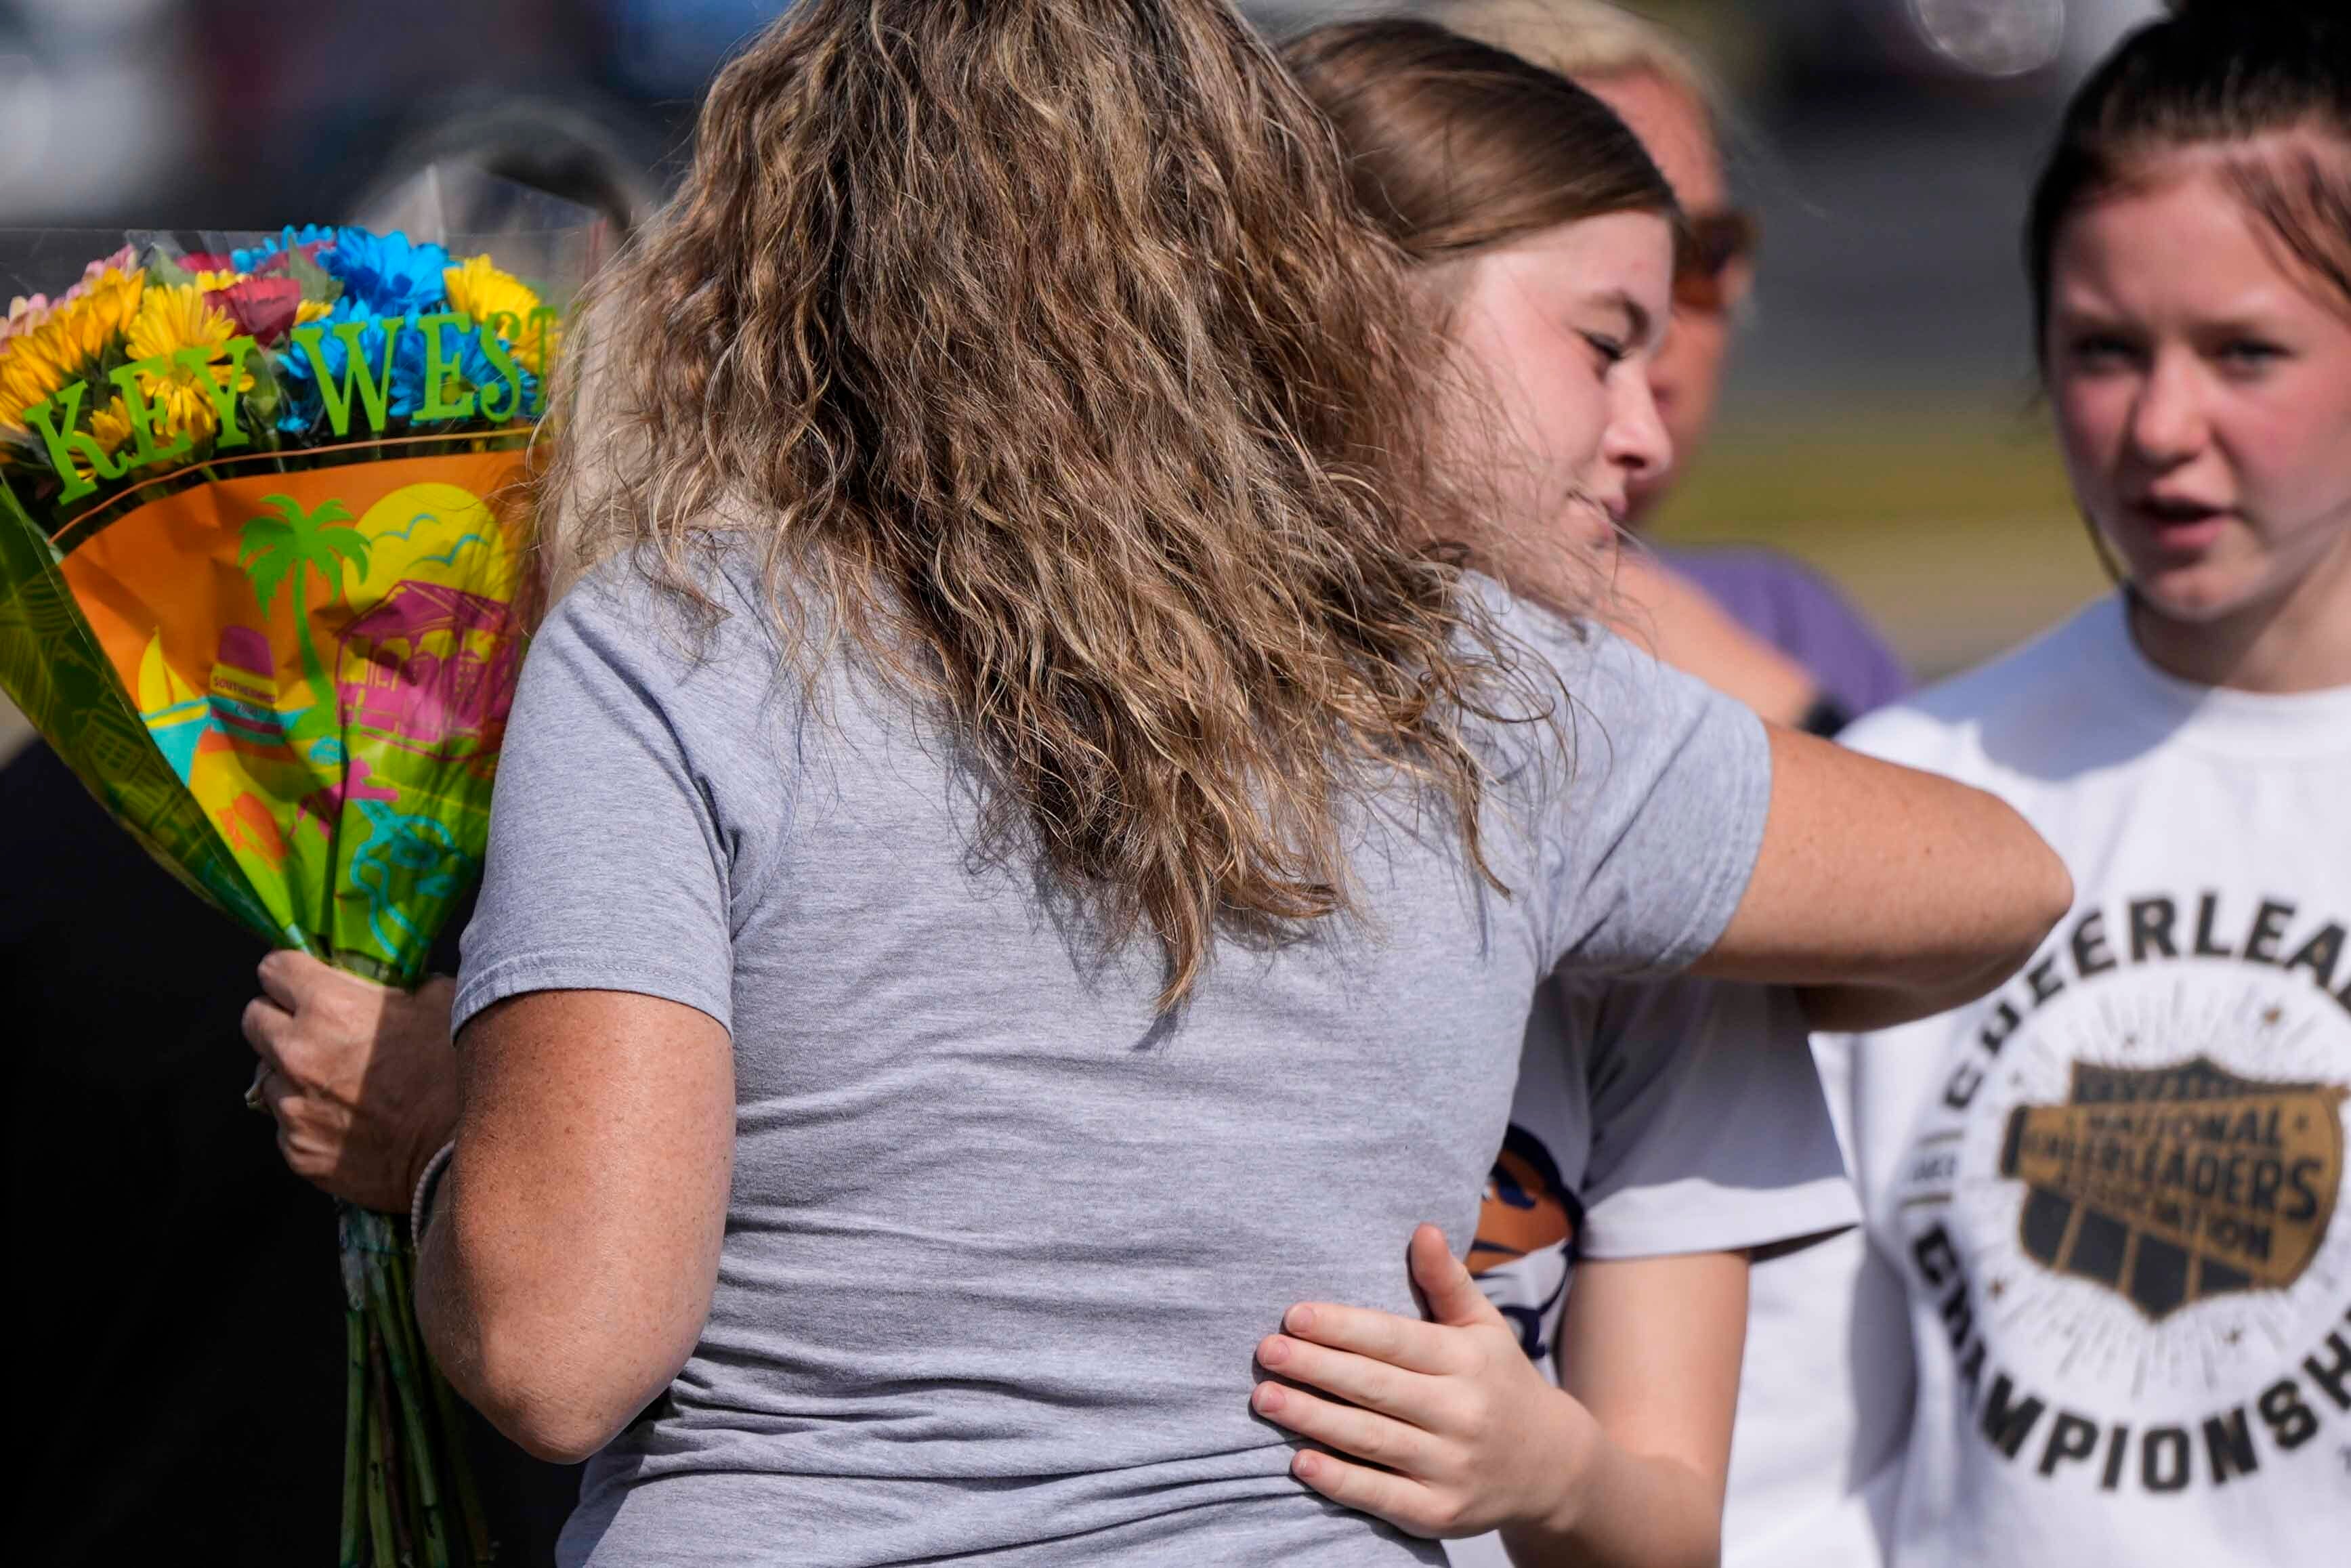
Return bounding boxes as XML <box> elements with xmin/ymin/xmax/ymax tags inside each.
<box><xmin>238</xmin><ymin>493</ymin><xmax>372</xmax><ymax>717</ymax></box>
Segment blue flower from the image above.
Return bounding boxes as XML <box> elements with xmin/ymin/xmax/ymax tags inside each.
<box><xmin>437</xmin><ymin>321</ymin><xmax>541</xmax><ymax>423</ymax></box>
<box><xmin>230</xmin><ymin>224</ymin><xmax>339</xmax><ymax>276</ymax></box>
<box><xmin>276</xmin><ymin>298</ymin><xmax>423</xmax><ymax>435</ymax></box>
<box><xmin>274</xmin><ymin>299</ymin><xmax>536</xmax><ymax>436</ymax></box>
<box><xmin>318</xmin><ymin>227</ymin><xmax>451</xmax><ymax>318</ymax></box>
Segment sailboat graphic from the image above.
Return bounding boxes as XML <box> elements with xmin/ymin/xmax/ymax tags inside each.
<box><xmin>135</xmin><ymin>632</ymin><xmax>213</xmax><ymax>781</ymax></box>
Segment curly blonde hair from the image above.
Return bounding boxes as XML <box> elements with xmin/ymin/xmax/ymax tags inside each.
<box><xmin>534</xmin><ymin>0</ymin><xmax>1551</xmax><ymax>1006</ymax></box>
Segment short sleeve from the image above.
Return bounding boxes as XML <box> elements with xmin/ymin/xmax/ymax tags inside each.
<box><xmin>1488</xmin><ymin>591</ymin><xmax>1773</xmax><ymax>976</ymax></box>
<box><xmin>1575</xmin><ymin>977</ymin><xmax>1858</xmax><ymax>1259</ymax></box>
<box><xmin>452</xmin><ymin>570</ymin><xmax>761</xmax><ymax>1037</ymax></box>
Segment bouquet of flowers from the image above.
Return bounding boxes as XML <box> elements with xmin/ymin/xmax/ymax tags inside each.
<box><xmin>0</xmin><ymin>170</ymin><xmax>597</xmax><ymax>1565</ymax></box>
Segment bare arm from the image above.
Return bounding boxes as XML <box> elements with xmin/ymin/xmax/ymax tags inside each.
<box><xmin>1499</xmin><ymin>1252</ymin><xmax>1748</xmax><ymax>1568</ymax></box>
<box><xmin>1607</xmin><ymin>553</ymin><xmax>1819</xmax><ymax>729</ymax></box>
<box><xmin>415</xmin><ymin>989</ymin><xmax>735</xmax><ymax>1464</ymax></box>
<box><xmin>1691</xmin><ymin>725</ymin><xmax>2072</xmax><ymax>1030</ymax></box>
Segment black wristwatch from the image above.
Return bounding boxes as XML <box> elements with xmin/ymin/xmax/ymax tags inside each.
<box><xmin>1797</xmin><ymin>694</ymin><xmax>1854</xmax><ymax>738</ymax></box>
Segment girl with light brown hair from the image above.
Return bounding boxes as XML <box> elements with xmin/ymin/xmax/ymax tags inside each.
<box><xmin>1435</xmin><ymin>0</ymin><xmax>1910</xmax><ymax>733</ymax></box>
<box><xmin>1228</xmin><ymin>22</ymin><xmax>1869</xmax><ymax>1568</ymax></box>
<box><xmin>234</xmin><ymin>3</ymin><xmax>2068</xmax><ymax>1563</ymax></box>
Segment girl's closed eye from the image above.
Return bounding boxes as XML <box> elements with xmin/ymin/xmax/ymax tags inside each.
<box><xmin>1580</xmin><ymin>331</ymin><xmax>1628</xmax><ymax>370</ymax></box>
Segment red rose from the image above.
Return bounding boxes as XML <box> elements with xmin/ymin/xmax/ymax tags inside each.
<box><xmin>206</xmin><ymin>276</ymin><xmax>305</xmax><ymax>345</ymax></box>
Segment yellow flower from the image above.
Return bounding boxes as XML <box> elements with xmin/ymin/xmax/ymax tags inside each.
<box><xmin>26</xmin><ymin>393</ymin><xmax>137</xmax><ymax>488</ymax></box>
<box><xmin>443</xmin><ymin>255</ymin><xmax>553</xmax><ymax>373</ymax></box>
<box><xmin>0</xmin><ymin>335</ymin><xmax>71</xmax><ymax>434</ymax></box>
<box><xmin>0</xmin><ymin>267</ymin><xmax>144</xmax><ymax>433</ymax></box>
<box><xmin>89</xmin><ymin>399</ymin><xmax>136</xmax><ymax>454</ymax></box>
<box><xmin>296</xmin><ymin>297</ymin><xmax>332</xmax><ymax>327</ymax></box>
<box><xmin>119</xmin><ymin>282</ymin><xmax>255</xmax><ymax>445</ymax></box>
<box><xmin>192</xmin><ymin>269</ymin><xmax>247</xmax><ymax>292</ymax></box>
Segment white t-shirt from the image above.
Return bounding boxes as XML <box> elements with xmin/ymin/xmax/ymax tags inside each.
<box><xmin>1449</xmin><ymin>972</ymin><xmax>1859</xmax><ymax>1568</ymax></box>
<box><xmin>1733</xmin><ymin>595</ymin><xmax>2351</xmax><ymax>1568</ymax></box>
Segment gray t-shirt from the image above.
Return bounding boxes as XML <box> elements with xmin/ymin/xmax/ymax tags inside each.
<box><xmin>454</xmin><ymin>556</ymin><xmax>1772</xmax><ymax>1567</ymax></box>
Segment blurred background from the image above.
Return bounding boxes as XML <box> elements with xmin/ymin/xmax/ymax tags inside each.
<box><xmin>0</xmin><ymin>0</ymin><xmax>2167</xmax><ymax>757</ymax></box>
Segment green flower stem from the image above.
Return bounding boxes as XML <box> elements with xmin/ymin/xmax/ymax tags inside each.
<box><xmin>343</xmin><ymin>1309</ymin><xmax>367</xmax><ymax>1568</ymax></box>
<box><xmin>396</xmin><ymin>1380</ymin><xmax>431</xmax><ymax>1567</ymax></box>
<box><xmin>369</xmin><ymin>1248</ymin><xmax>454</xmax><ymax>1568</ymax></box>
<box><xmin>363</xmin><ymin>1336</ymin><xmax>398</xmax><ymax>1568</ymax></box>
<box><xmin>392</xmin><ymin>1244</ymin><xmax>494</xmax><ymax>1564</ymax></box>
<box><xmin>431</xmin><ymin>1367</ymin><xmax>494</xmax><ymax>1565</ymax></box>
<box><xmin>370</xmin><ymin>1326</ymin><xmax>421</xmax><ymax>1567</ymax></box>
<box><xmin>341</xmin><ymin>1199</ymin><xmax>494</xmax><ymax>1565</ymax></box>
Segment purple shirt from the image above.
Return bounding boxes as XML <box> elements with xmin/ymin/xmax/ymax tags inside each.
<box><xmin>1657</xmin><ymin>545</ymin><xmax>1910</xmax><ymax>721</ymax></box>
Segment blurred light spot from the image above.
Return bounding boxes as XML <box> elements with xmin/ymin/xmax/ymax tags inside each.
<box><xmin>1910</xmin><ymin>0</ymin><xmax>2068</xmax><ymax>77</ymax></box>
<box><xmin>0</xmin><ymin>56</ymin><xmax>184</xmax><ymax>218</ymax></box>
<box><xmin>0</xmin><ymin>56</ymin><xmax>51</xmax><ymax>186</ymax></box>
<box><xmin>14</xmin><ymin>0</ymin><xmax>175</xmax><ymax>38</ymax></box>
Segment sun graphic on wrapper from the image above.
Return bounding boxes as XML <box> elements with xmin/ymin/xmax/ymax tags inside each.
<box><xmin>351</xmin><ymin>482</ymin><xmax>522</xmax><ymax>600</ymax></box>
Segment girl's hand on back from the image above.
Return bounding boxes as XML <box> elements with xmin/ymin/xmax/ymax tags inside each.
<box><xmin>1252</xmin><ymin>1223</ymin><xmax>1599</xmax><ymax>1540</ymax></box>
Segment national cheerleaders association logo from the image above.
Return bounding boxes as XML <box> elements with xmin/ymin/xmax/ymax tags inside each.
<box><xmin>1998</xmin><ymin>1056</ymin><xmax>2346</xmax><ymax>1321</ymax></box>
<box><xmin>1892</xmin><ymin>889</ymin><xmax>2351</xmax><ymax>1496</ymax></box>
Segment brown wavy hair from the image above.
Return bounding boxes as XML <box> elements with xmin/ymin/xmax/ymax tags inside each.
<box><xmin>1284</xmin><ymin>18</ymin><xmax>1678</xmax><ymax>266</ymax></box>
<box><xmin>534</xmin><ymin>0</ymin><xmax>1537</xmax><ymax>1007</ymax></box>
<box><xmin>1283</xmin><ymin>18</ymin><xmax>1678</xmax><ymax>622</ymax></box>
<box><xmin>2027</xmin><ymin>1</ymin><xmax>2351</xmax><ymax>353</ymax></box>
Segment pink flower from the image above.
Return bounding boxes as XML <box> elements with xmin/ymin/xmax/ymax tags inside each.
<box><xmin>0</xmin><ymin>245</ymin><xmax>137</xmax><ymax>346</ymax></box>
<box><xmin>2</xmin><ymin>293</ymin><xmax>54</xmax><ymax>345</ymax></box>
<box><xmin>78</xmin><ymin>245</ymin><xmax>137</xmax><ymax>287</ymax></box>
<box><xmin>181</xmin><ymin>251</ymin><xmax>239</xmax><ymax>275</ymax></box>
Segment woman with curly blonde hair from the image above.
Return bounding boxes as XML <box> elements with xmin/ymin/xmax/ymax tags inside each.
<box><xmin>233</xmin><ymin>3</ymin><xmax>2064</xmax><ymax>1563</ymax></box>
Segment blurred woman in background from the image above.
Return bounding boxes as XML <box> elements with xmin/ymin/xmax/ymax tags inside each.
<box><xmin>1437</xmin><ymin>0</ymin><xmax>1910</xmax><ymax>734</ymax></box>
<box><xmin>1742</xmin><ymin>4</ymin><xmax>2351</xmax><ymax>1563</ymax></box>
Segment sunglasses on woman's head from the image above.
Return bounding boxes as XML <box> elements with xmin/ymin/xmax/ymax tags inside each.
<box><xmin>1673</xmin><ymin>210</ymin><xmax>1758</xmax><ymax>314</ymax></box>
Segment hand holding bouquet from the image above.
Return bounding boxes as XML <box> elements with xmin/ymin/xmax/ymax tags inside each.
<box><xmin>0</xmin><ymin>172</ymin><xmax>597</xmax><ymax>1565</ymax></box>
